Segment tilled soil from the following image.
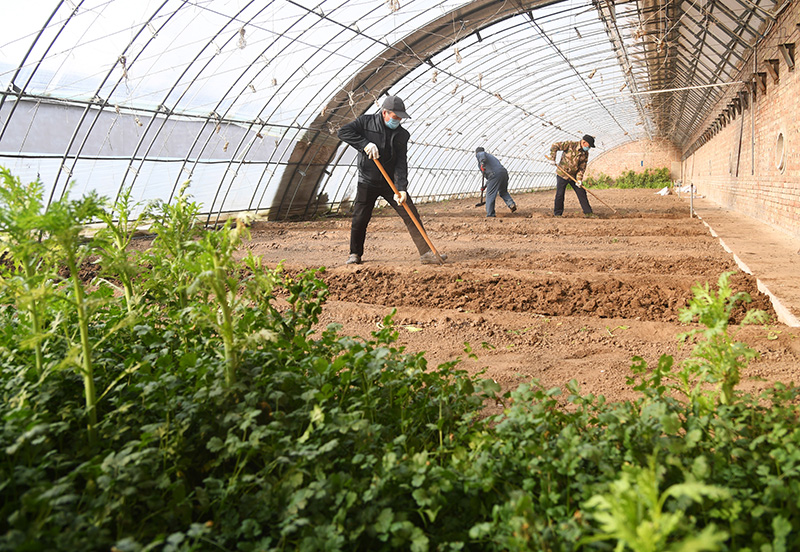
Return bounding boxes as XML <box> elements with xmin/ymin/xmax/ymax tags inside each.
<box><xmin>244</xmin><ymin>188</ymin><xmax>800</xmax><ymax>411</ymax></box>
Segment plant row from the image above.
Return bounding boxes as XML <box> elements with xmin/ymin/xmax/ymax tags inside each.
<box><xmin>585</xmin><ymin>167</ymin><xmax>673</xmax><ymax>189</ymax></box>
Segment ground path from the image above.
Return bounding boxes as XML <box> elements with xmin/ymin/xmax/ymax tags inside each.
<box><xmin>688</xmin><ymin>195</ymin><xmax>800</xmax><ymax>327</ymax></box>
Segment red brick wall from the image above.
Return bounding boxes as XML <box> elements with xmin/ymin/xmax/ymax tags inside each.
<box><xmin>681</xmin><ymin>11</ymin><xmax>800</xmax><ymax>240</ymax></box>
<box><xmin>587</xmin><ymin>138</ymin><xmax>682</xmax><ymax>180</ymax></box>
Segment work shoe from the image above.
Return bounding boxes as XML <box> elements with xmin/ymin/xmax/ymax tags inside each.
<box><xmin>346</xmin><ymin>253</ymin><xmax>362</xmax><ymax>265</ymax></box>
<box><xmin>420</xmin><ymin>251</ymin><xmax>447</xmax><ymax>264</ymax></box>
<box><xmin>510</xmin><ymin>204</ymin><xmax>517</xmax><ymax>212</ymax></box>
<box><xmin>584</xmin><ymin>212</ymin><xmax>597</xmax><ymax>218</ymax></box>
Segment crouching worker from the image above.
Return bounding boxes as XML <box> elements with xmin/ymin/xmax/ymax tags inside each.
<box><xmin>475</xmin><ymin>147</ymin><xmax>516</xmax><ymax>218</ymax></box>
<box><xmin>338</xmin><ymin>95</ymin><xmax>446</xmax><ymax>265</ymax></box>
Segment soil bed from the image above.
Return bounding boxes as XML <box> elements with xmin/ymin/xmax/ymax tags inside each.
<box><xmin>244</xmin><ymin>188</ymin><xmax>800</xmax><ymax>410</ymax></box>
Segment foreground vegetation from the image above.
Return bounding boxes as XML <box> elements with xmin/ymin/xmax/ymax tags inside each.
<box><xmin>1</xmin><ymin>168</ymin><xmax>799</xmax><ymax>551</ymax></box>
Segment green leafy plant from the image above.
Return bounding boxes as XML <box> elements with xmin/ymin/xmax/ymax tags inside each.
<box><xmin>40</xmin><ymin>189</ymin><xmax>107</xmax><ymax>445</ymax></box>
<box><xmin>142</xmin><ymin>181</ymin><xmax>203</xmax><ymax>312</ymax></box>
<box><xmin>582</xmin><ymin>455</ymin><xmax>730</xmax><ymax>551</ymax></box>
<box><xmin>184</xmin><ymin>215</ymin><xmax>252</xmax><ymax>386</ymax></box>
<box><xmin>629</xmin><ymin>271</ymin><xmax>767</xmax><ymax>411</ymax></box>
<box><xmin>0</xmin><ymin>169</ymin><xmax>52</xmax><ymax>377</ymax></box>
<box><xmin>677</xmin><ymin>271</ymin><xmax>767</xmax><ymax>408</ymax></box>
<box><xmin>95</xmin><ymin>187</ymin><xmax>149</xmax><ymax>315</ymax></box>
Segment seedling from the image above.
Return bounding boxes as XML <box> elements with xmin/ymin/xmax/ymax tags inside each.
<box><xmin>605</xmin><ymin>325</ymin><xmax>629</xmax><ymax>337</ymax></box>
<box><xmin>762</xmin><ymin>324</ymin><xmax>781</xmax><ymax>340</ymax></box>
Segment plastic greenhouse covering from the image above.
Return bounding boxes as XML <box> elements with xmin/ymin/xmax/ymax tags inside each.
<box><xmin>0</xmin><ymin>0</ymin><xmax>777</xmax><ymax>222</ymax></box>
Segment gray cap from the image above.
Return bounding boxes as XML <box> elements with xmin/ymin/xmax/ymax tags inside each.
<box><xmin>382</xmin><ymin>95</ymin><xmax>410</xmax><ymax>119</ymax></box>
<box><xmin>475</xmin><ymin>147</ymin><xmax>485</xmax><ymax>153</ymax></box>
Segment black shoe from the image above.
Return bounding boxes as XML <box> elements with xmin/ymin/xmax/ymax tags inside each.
<box><xmin>420</xmin><ymin>251</ymin><xmax>447</xmax><ymax>264</ymax></box>
<box><xmin>510</xmin><ymin>204</ymin><xmax>517</xmax><ymax>212</ymax></box>
<box><xmin>346</xmin><ymin>254</ymin><xmax>362</xmax><ymax>265</ymax></box>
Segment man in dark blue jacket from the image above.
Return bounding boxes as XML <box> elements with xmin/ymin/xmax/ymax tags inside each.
<box><xmin>338</xmin><ymin>95</ymin><xmax>444</xmax><ymax>265</ymax></box>
<box><xmin>475</xmin><ymin>147</ymin><xmax>517</xmax><ymax>218</ymax></box>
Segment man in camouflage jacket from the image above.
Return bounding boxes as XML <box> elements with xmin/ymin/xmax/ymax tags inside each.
<box><xmin>547</xmin><ymin>134</ymin><xmax>595</xmax><ymax>217</ymax></box>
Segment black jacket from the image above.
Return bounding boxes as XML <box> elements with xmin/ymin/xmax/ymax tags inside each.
<box><xmin>338</xmin><ymin>112</ymin><xmax>410</xmax><ymax>191</ymax></box>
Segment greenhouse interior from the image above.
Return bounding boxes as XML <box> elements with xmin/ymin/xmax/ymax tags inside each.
<box><xmin>2</xmin><ymin>0</ymin><xmax>800</xmax><ymax>550</ymax></box>
<box><xmin>1</xmin><ymin>0</ymin><xmax>796</xmax><ymax>227</ymax></box>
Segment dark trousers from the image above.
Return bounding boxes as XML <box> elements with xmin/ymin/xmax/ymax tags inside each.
<box><xmin>554</xmin><ymin>174</ymin><xmax>592</xmax><ymax>216</ymax></box>
<box><xmin>350</xmin><ymin>181</ymin><xmax>430</xmax><ymax>257</ymax></box>
<box><xmin>484</xmin><ymin>169</ymin><xmax>515</xmax><ymax>217</ymax></box>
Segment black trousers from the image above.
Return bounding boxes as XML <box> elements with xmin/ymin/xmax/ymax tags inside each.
<box><xmin>554</xmin><ymin>174</ymin><xmax>592</xmax><ymax>216</ymax></box>
<box><xmin>350</xmin><ymin>181</ymin><xmax>430</xmax><ymax>257</ymax></box>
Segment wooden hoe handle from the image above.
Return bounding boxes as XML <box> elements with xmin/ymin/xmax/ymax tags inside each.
<box><xmin>373</xmin><ymin>158</ymin><xmax>444</xmax><ymax>264</ymax></box>
<box><xmin>553</xmin><ymin>162</ymin><xmax>618</xmax><ymax>214</ymax></box>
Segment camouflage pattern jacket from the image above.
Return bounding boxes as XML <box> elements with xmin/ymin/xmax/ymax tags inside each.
<box><xmin>549</xmin><ymin>140</ymin><xmax>589</xmax><ymax>181</ymax></box>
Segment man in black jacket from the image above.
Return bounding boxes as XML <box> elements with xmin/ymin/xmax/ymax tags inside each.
<box><xmin>337</xmin><ymin>95</ymin><xmax>445</xmax><ymax>265</ymax></box>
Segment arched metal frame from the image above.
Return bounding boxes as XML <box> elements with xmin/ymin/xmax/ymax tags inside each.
<box><xmin>0</xmin><ymin>0</ymin><xmax>779</xmax><ymax>221</ymax></box>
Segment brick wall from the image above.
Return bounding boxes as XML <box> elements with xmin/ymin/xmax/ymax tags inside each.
<box><xmin>587</xmin><ymin>138</ymin><xmax>682</xmax><ymax>180</ymax></box>
<box><xmin>680</xmin><ymin>7</ymin><xmax>800</xmax><ymax>240</ymax></box>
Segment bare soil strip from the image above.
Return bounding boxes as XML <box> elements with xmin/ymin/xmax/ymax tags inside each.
<box><xmin>244</xmin><ymin>188</ymin><xmax>800</xmax><ymax>408</ymax></box>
